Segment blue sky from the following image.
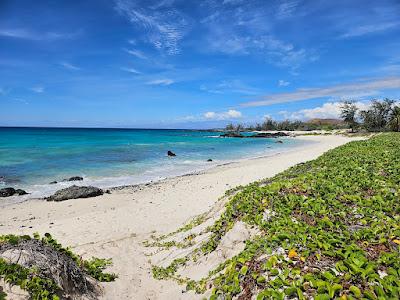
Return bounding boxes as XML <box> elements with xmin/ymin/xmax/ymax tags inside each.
<box><xmin>0</xmin><ymin>0</ymin><xmax>400</xmax><ymax>128</ymax></box>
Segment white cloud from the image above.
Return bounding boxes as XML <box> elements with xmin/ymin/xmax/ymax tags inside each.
<box><xmin>242</xmin><ymin>76</ymin><xmax>400</xmax><ymax>107</ymax></box>
<box><xmin>121</xmin><ymin>67</ymin><xmax>141</xmax><ymax>74</ymax></box>
<box><xmin>13</xmin><ymin>98</ymin><xmax>29</xmax><ymax>104</ymax></box>
<box><xmin>281</xmin><ymin>101</ymin><xmax>372</xmax><ymax>120</ymax></box>
<box><xmin>60</xmin><ymin>62</ymin><xmax>80</xmax><ymax>71</ymax></box>
<box><xmin>263</xmin><ymin>114</ymin><xmax>272</xmax><ymax>119</ymax></box>
<box><xmin>146</xmin><ymin>78</ymin><xmax>174</xmax><ymax>86</ymax></box>
<box><xmin>124</xmin><ymin>48</ymin><xmax>147</xmax><ymax>59</ymax></box>
<box><xmin>278</xmin><ymin>80</ymin><xmax>290</xmax><ymax>87</ymax></box>
<box><xmin>0</xmin><ymin>28</ymin><xmax>80</xmax><ymax>41</ymax></box>
<box><xmin>201</xmin><ymin>79</ymin><xmax>259</xmax><ymax>95</ymax></box>
<box><xmin>31</xmin><ymin>86</ymin><xmax>44</xmax><ymax>93</ymax></box>
<box><xmin>341</xmin><ymin>22</ymin><xmax>399</xmax><ymax>38</ymax></box>
<box><xmin>276</xmin><ymin>0</ymin><xmax>300</xmax><ymax>19</ymax></box>
<box><xmin>115</xmin><ymin>0</ymin><xmax>190</xmax><ymax>55</ymax></box>
<box><xmin>204</xmin><ymin>109</ymin><xmax>242</xmax><ymax>120</ymax></box>
<box><xmin>208</xmin><ymin>34</ymin><xmax>316</xmax><ymax>70</ymax></box>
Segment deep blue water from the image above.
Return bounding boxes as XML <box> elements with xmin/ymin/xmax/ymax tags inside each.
<box><xmin>0</xmin><ymin>127</ymin><xmax>307</xmax><ymax>199</ymax></box>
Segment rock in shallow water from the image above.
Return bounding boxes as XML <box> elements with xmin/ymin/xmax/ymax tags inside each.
<box><xmin>46</xmin><ymin>185</ymin><xmax>103</xmax><ymax>202</ymax></box>
<box><xmin>65</xmin><ymin>176</ymin><xmax>84</xmax><ymax>182</ymax></box>
<box><xmin>167</xmin><ymin>150</ymin><xmax>176</xmax><ymax>157</ymax></box>
<box><xmin>0</xmin><ymin>187</ymin><xmax>28</xmax><ymax>197</ymax></box>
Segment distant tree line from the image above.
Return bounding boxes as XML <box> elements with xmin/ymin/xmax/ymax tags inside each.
<box><xmin>225</xmin><ymin>98</ymin><xmax>400</xmax><ymax>133</ymax></box>
<box><xmin>225</xmin><ymin>119</ymin><xmax>345</xmax><ymax>132</ymax></box>
<box><xmin>225</xmin><ymin>117</ymin><xmax>346</xmax><ymax>132</ymax></box>
<box><xmin>340</xmin><ymin>98</ymin><xmax>400</xmax><ymax>133</ymax></box>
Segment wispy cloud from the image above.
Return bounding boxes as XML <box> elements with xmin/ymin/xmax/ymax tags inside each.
<box><xmin>242</xmin><ymin>77</ymin><xmax>400</xmax><ymax>107</ymax></box>
<box><xmin>124</xmin><ymin>48</ymin><xmax>147</xmax><ymax>59</ymax></box>
<box><xmin>146</xmin><ymin>78</ymin><xmax>174</xmax><ymax>86</ymax></box>
<box><xmin>120</xmin><ymin>67</ymin><xmax>141</xmax><ymax>74</ymax></box>
<box><xmin>278</xmin><ymin>80</ymin><xmax>290</xmax><ymax>87</ymax></box>
<box><xmin>60</xmin><ymin>62</ymin><xmax>80</xmax><ymax>71</ymax></box>
<box><xmin>13</xmin><ymin>98</ymin><xmax>29</xmax><ymax>104</ymax></box>
<box><xmin>204</xmin><ymin>109</ymin><xmax>242</xmax><ymax>120</ymax></box>
<box><xmin>30</xmin><ymin>86</ymin><xmax>44</xmax><ymax>93</ymax></box>
<box><xmin>341</xmin><ymin>22</ymin><xmax>400</xmax><ymax>38</ymax></box>
<box><xmin>208</xmin><ymin>34</ymin><xmax>315</xmax><ymax>70</ymax></box>
<box><xmin>0</xmin><ymin>28</ymin><xmax>81</xmax><ymax>41</ymax></box>
<box><xmin>276</xmin><ymin>0</ymin><xmax>300</xmax><ymax>19</ymax></box>
<box><xmin>115</xmin><ymin>0</ymin><xmax>190</xmax><ymax>55</ymax></box>
<box><xmin>200</xmin><ymin>79</ymin><xmax>259</xmax><ymax>95</ymax></box>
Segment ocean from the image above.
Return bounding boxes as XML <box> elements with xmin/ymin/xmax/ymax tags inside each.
<box><xmin>0</xmin><ymin>127</ymin><xmax>309</xmax><ymax>201</ymax></box>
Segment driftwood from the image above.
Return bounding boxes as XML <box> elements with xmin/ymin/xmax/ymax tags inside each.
<box><xmin>0</xmin><ymin>239</ymin><xmax>100</xmax><ymax>299</ymax></box>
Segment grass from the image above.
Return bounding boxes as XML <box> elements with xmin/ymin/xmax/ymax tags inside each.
<box><xmin>151</xmin><ymin>133</ymin><xmax>400</xmax><ymax>299</ymax></box>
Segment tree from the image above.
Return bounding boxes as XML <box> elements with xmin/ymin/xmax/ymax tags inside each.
<box><xmin>261</xmin><ymin>118</ymin><xmax>276</xmax><ymax>131</ymax></box>
<box><xmin>235</xmin><ymin>124</ymin><xmax>244</xmax><ymax>132</ymax></box>
<box><xmin>388</xmin><ymin>105</ymin><xmax>400</xmax><ymax>132</ymax></box>
<box><xmin>340</xmin><ymin>100</ymin><xmax>358</xmax><ymax>132</ymax></box>
<box><xmin>360</xmin><ymin>99</ymin><xmax>394</xmax><ymax>132</ymax></box>
<box><xmin>225</xmin><ymin>123</ymin><xmax>234</xmax><ymax>131</ymax></box>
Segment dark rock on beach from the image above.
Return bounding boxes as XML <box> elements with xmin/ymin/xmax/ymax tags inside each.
<box><xmin>207</xmin><ymin>159</ymin><xmax>213</xmax><ymax>162</ymax></box>
<box><xmin>167</xmin><ymin>151</ymin><xmax>176</xmax><ymax>157</ymax></box>
<box><xmin>15</xmin><ymin>189</ymin><xmax>28</xmax><ymax>195</ymax></box>
<box><xmin>46</xmin><ymin>185</ymin><xmax>104</xmax><ymax>202</ymax></box>
<box><xmin>0</xmin><ymin>187</ymin><xmax>28</xmax><ymax>197</ymax></box>
<box><xmin>49</xmin><ymin>181</ymin><xmax>58</xmax><ymax>184</ymax></box>
<box><xmin>0</xmin><ymin>188</ymin><xmax>16</xmax><ymax>197</ymax></box>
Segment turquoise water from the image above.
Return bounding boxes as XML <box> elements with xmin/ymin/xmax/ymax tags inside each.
<box><xmin>0</xmin><ymin>127</ymin><xmax>307</xmax><ymax>199</ymax></box>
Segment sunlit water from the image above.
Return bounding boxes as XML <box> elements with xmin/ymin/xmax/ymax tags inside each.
<box><xmin>0</xmin><ymin>127</ymin><xmax>311</xmax><ymax>203</ymax></box>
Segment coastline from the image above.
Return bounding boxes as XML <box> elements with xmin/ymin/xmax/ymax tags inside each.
<box><xmin>0</xmin><ymin>136</ymin><xmax>302</xmax><ymax>207</ymax></box>
<box><xmin>0</xmin><ymin>134</ymin><xmax>364</xmax><ymax>299</ymax></box>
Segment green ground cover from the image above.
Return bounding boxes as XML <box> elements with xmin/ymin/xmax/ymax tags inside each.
<box><xmin>152</xmin><ymin>133</ymin><xmax>400</xmax><ymax>299</ymax></box>
<box><xmin>0</xmin><ymin>233</ymin><xmax>116</xmax><ymax>299</ymax></box>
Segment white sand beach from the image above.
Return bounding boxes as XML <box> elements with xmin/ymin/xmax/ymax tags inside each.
<box><xmin>0</xmin><ymin>135</ymin><xmax>363</xmax><ymax>299</ymax></box>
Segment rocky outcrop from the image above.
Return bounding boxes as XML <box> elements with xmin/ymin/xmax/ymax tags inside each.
<box><xmin>220</xmin><ymin>132</ymin><xmax>289</xmax><ymax>138</ymax></box>
<box><xmin>49</xmin><ymin>176</ymin><xmax>83</xmax><ymax>184</ymax></box>
<box><xmin>46</xmin><ymin>185</ymin><xmax>103</xmax><ymax>202</ymax></box>
<box><xmin>251</xmin><ymin>132</ymin><xmax>289</xmax><ymax>138</ymax></box>
<box><xmin>0</xmin><ymin>187</ymin><xmax>28</xmax><ymax>197</ymax></box>
<box><xmin>167</xmin><ymin>151</ymin><xmax>176</xmax><ymax>157</ymax></box>
<box><xmin>65</xmin><ymin>176</ymin><xmax>84</xmax><ymax>182</ymax></box>
<box><xmin>220</xmin><ymin>132</ymin><xmax>245</xmax><ymax>138</ymax></box>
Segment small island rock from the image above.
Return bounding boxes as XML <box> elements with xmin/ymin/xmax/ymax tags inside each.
<box><xmin>66</xmin><ymin>176</ymin><xmax>84</xmax><ymax>182</ymax></box>
<box><xmin>167</xmin><ymin>151</ymin><xmax>176</xmax><ymax>157</ymax></box>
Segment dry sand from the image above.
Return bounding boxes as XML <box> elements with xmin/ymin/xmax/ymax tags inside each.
<box><xmin>0</xmin><ymin>135</ymin><xmax>363</xmax><ymax>299</ymax></box>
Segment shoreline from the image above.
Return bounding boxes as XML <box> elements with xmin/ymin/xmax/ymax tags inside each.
<box><xmin>0</xmin><ymin>134</ymin><xmax>364</xmax><ymax>299</ymax></box>
<box><xmin>0</xmin><ymin>135</ymin><xmax>308</xmax><ymax>206</ymax></box>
